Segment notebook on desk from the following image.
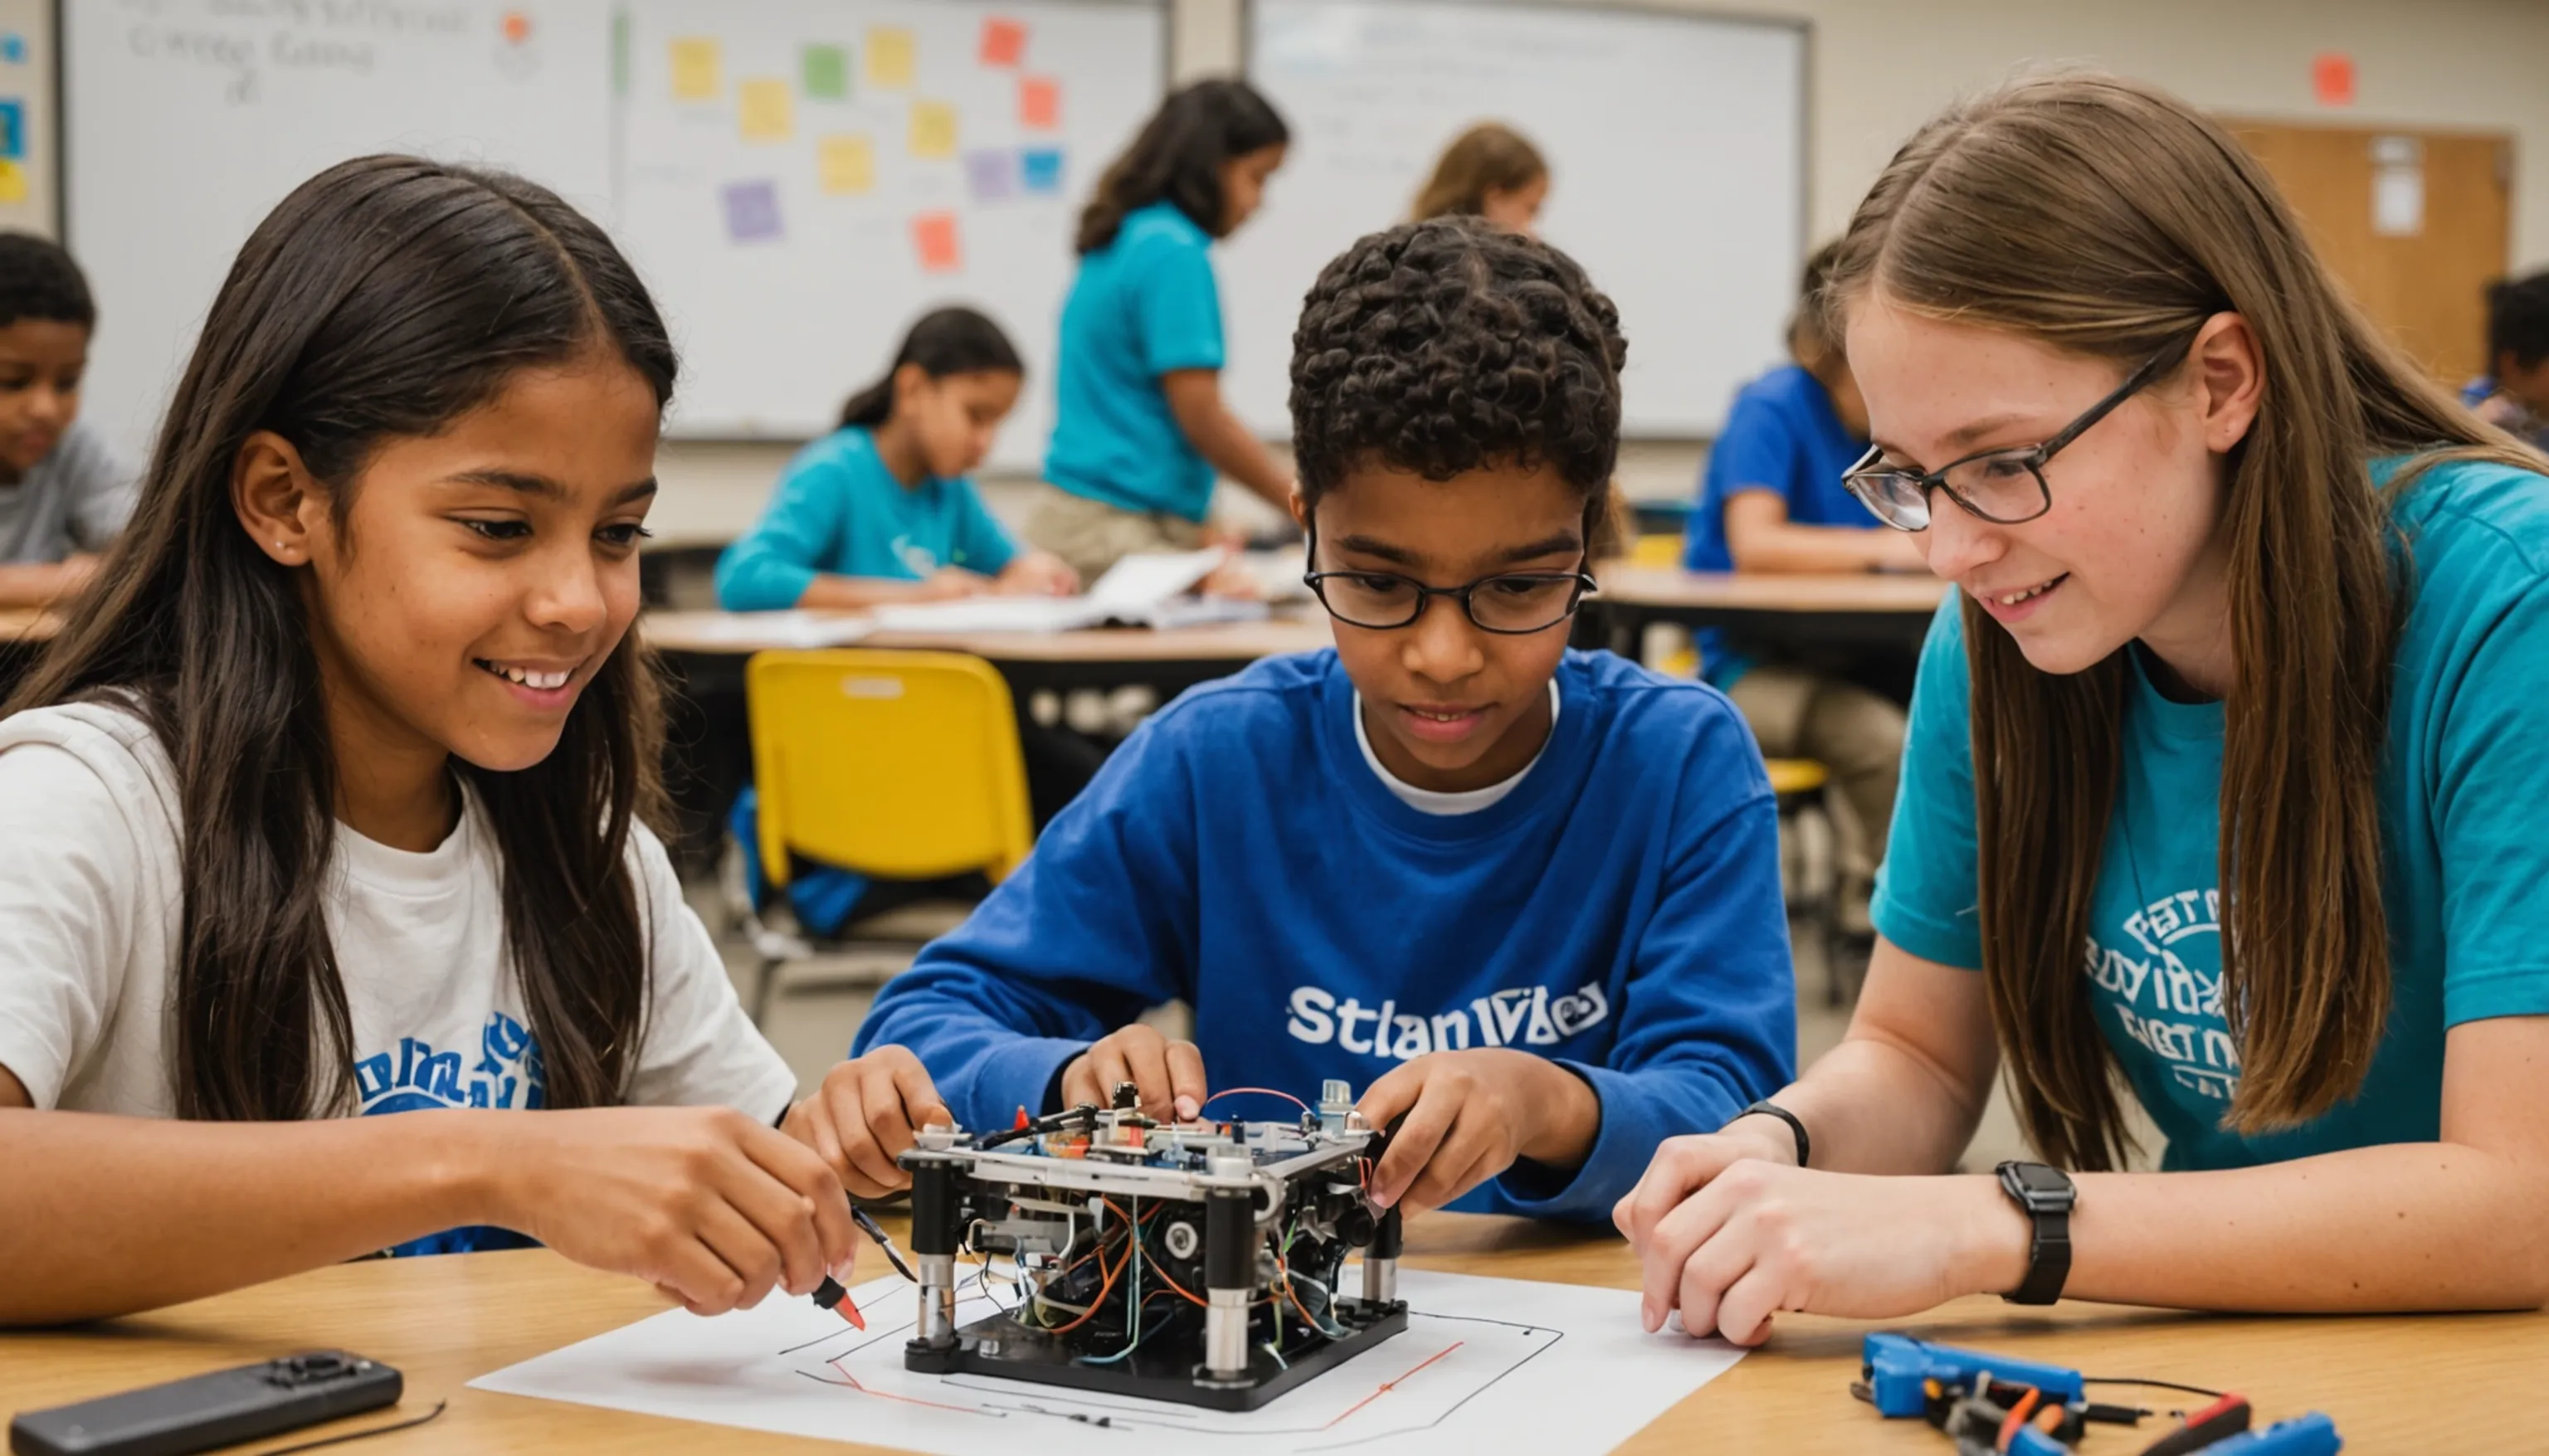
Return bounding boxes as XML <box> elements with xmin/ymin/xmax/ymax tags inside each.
<box><xmin>870</xmin><ymin>552</ymin><xmax>1270</xmax><ymax>634</ymax></box>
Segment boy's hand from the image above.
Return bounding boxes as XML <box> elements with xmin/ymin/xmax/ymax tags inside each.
<box><xmin>995</xmin><ymin>551</ymin><xmax>1080</xmax><ymax>597</ymax></box>
<box><xmin>782</xmin><ymin>1047</ymin><xmax>952</xmax><ymax>1200</ymax></box>
<box><xmin>1060</xmin><ymin>1023</ymin><xmax>1206</xmax><ymax>1122</ymax></box>
<box><xmin>1357</xmin><ymin>1050</ymin><xmax>1601</xmax><ymax>1214</ymax></box>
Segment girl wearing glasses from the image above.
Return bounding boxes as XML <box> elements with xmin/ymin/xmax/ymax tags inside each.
<box><xmin>1618</xmin><ymin>71</ymin><xmax>2549</xmax><ymax>1342</ymax></box>
<box><xmin>844</xmin><ymin>217</ymin><xmax>1796</xmax><ymax>1223</ymax></box>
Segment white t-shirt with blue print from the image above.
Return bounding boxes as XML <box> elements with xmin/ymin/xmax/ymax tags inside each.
<box><xmin>0</xmin><ymin>702</ymin><xmax>796</xmax><ymax>1252</ymax></box>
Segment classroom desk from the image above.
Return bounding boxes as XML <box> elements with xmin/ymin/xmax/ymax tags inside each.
<box><xmin>3</xmin><ymin>1212</ymin><xmax>2537</xmax><ymax>1454</ymax></box>
<box><xmin>643</xmin><ymin>609</ymin><xmax>1333</xmax><ymax>674</ymax></box>
<box><xmin>1586</xmin><ymin>567</ymin><xmax>1950</xmax><ymax>659</ymax></box>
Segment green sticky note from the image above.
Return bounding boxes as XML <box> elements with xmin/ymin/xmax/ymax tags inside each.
<box><xmin>802</xmin><ymin>43</ymin><xmax>849</xmax><ymax>100</ymax></box>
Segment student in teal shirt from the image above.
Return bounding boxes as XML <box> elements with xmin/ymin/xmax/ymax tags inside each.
<box><xmin>717</xmin><ymin>307</ymin><xmax>1075</xmax><ymax>611</ymax></box>
<box><xmin>1029</xmin><ymin>80</ymin><xmax>1295</xmax><ymax>585</ymax></box>
<box><xmin>1618</xmin><ymin>74</ymin><xmax>2549</xmax><ymax>1345</ymax></box>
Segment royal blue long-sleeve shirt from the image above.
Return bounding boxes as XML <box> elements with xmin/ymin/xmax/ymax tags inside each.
<box><xmin>855</xmin><ymin>648</ymin><xmax>1796</xmax><ymax>1221</ymax></box>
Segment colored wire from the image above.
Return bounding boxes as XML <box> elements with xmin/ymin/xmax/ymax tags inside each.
<box><xmin>1198</xmin><ymin>1087</ymin><xmax>1313</xmax><ymax>1115</ymax></box>
<box><xmin>1996</xmin><ymin>1386</ymin><xmax>2042</xmax><ymax>1449</ymax></box>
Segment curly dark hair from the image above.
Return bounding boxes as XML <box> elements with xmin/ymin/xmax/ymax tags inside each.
<box><xmin>0</xmin><ymin>231</ymin><xmax>95</xmax><ymax>330</ymax></box>
<box><xmin>1289</xmin><ymin>217</ymin><xmax>1625</xmax><ymax>536</ymax></box>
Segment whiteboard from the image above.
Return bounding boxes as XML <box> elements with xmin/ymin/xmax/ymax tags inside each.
<box><xmin>1222</xmin><ymin>0</ymin><xmax>1806</xmax><ymax>439</ymax></box>
<box><xmin>615</xmin><ymin>0</ymin><xmax>1164</xmax><ymax>464</ymax></box>
<box><xmin>65</xmin><ymin>0</ymin><xmax>618</xmax><ymax>464</ymax></box>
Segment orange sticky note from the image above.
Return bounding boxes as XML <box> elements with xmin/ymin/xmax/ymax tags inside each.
<box><xmin>818</xmin><ymin>134</ymin><xmax>875</xmax><ymax>196</ymax></box>
<box><xmin>2312</xmin><ymin>52</ymin><xmax>2355</xmax><ymax>107</ymax></box>
<box><xmin>909</xmin><ymin>100</ymin><xmax>958</xmax><ymax>160</ymax></box>
<box><xmin>914</xmin><ymin>212</ymin><xmax>962</xmax><ymax>273</ymax></box>
<box><xmin>979</xmin><ymin>17</ymin><xmax>1027</xmax><ymax>66</ymax></box>
<box><xmin>738</xmin><ymin>77</ymin><xmax>793</xmax><ymax>142</ymax></box>
<box><xmin>1019</xmin><ymin>75</ymin><xmax>1060</xmax><ymax>130</ymax></box>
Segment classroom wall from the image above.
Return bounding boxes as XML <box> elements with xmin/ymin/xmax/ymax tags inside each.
<box><xmin>559</xmin><ymin>0</ymin><xmax>2549</xmax><ymax>542</ymax></box>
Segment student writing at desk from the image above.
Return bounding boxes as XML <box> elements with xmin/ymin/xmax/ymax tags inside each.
<box><xmin>1684</xmin><ymin>241</ymin><xmax>1914</xmax><ymax>909</ymax></box>
<box><xmin>1619</xmin><ymin>74</ymin><xmax>2549</xmax><ymax>1344</ymax></box>
<box><xmin>0</xmin><ymin>235</ymin><xmax>134</xmax><ymax>611</ymax></box>
<box><xmin>1028</xmin><ymin>80</ymin><xmax>1292</xmax><ymax>589</ymax></box>
<box><xmin>797</xmin><ymin>219</ymin><xmax>1795</xmax><ymax>1222</ymax></box>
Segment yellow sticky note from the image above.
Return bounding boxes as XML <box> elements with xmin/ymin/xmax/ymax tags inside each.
<box><xmin>669</xmin><ymin>37</ymin><xmax>720</xmax><ymax>100</ymax></box>
<box><xmin>0</xmin><ymin>161</ymin><xmax>25</xmax><ymax>205</ymax></box>
<box><xmin>738</xmin><ymin>77</ymin><xmax>793</xmax><ymax>142</ymax></box>
<box><xmin>866</xmin><ymin>27</ymin><xmax>915</xmax><ymax>88</ymax></box>
<box><xmin>909</xmin><ymin>100</ymin><xmax>958</xmax><ymax>160</ymax></box>
<box><xmin>818</xmin><ymin>134</ymin><xmax>875</xmax><ymax>196</ymax></box>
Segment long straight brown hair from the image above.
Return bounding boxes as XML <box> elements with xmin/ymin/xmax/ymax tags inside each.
<box><xmin>5</xmin><ymin>156</ymin><xmax>679</xmax><ymax>1122</ymax></box>
<box><xmin>1825</xmin><ymin>74</ymin><xmax>2541</xmax><ymax>1170</ymax></box>
<box><xmin>1409</xmin><ymin>123</ymin><xmax>1548</xmax><ymax>223</ymax></box>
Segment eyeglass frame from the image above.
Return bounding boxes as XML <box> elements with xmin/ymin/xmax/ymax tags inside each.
<box><xmin>1841</xmin><ymin>333</ymin><xmax>2198</xmax><ymax>531</ymax></box>
<box><xmin>1299</xmin><ymin>517</ymin><xmax>1599</xmax><ymax>634</ymax></box>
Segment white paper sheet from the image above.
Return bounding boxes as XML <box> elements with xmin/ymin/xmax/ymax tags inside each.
<box><xmin>662</xmin><ymin>611</ymin><xmax>876</xmax><ymax>649</ymax></box>
<box><xmin>868</xmin><ymin>552</ymin><xmax>1247</xmax><ymax>635</ymax></box>
<box><xmin>470</xmin><ymin>1264</ymin><xmax>1742</xmax><ymax>1455</ymax></box>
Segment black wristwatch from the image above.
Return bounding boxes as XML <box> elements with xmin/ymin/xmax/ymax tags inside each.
<box><xmin>1727</xmin><ymin>1100</ymin><xmax>1809</xmax><ymax>1168</ymax></box>
<box><xmin>1994</xmin><ymin>1161</ymin><xmax>2075</xmax><ymax>1305</ymax></box>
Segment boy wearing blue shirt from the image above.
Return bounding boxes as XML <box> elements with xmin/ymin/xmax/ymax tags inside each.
<box><xmin>2464</xmin><ymin>270</ymin><xmax>2549</xmax><ymax>453</ymax></box>
<box><xmin>845</xmin><ymin>219</ymin><xmax>1796</xmax><ymax>1223</ymax></box>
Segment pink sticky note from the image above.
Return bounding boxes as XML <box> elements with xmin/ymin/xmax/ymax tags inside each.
<box><xmin>980</xmin><ymin>17</ymin><xmax>1026</xmax><ymax>67</ymax></box>
<box><xmin>914</xmin><ymin>211</ymin><xmax>962</xmax><ymax>272</ymax></box>
<box><xmin>1020</xmin><ymin>75</ymin><xmax>1060</xmax><ymax>130</ymax></box>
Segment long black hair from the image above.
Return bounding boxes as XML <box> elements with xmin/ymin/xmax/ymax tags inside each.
<box><xmin>1075</xmin><ymin>79</ymin><xmax>1289</xmax><ymax>254</ymax></box>
<box><xmin>6</xmin><ymin>155</ymin><xmax>679</xmax><ymax>1122</ymax></box>
<box><xmin>838</xmin><ymin>306</ymin><xmax>1024</xmax><ymax>429</ymax></box>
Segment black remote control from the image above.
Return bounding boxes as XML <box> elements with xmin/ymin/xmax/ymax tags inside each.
<box><xmin>8</xmin><ymin>1351</ymin><xmax>402</xmax><ymax>1456</ymax></box>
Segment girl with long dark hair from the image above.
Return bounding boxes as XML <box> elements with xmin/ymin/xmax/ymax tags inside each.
<box><xmin>0</xmin><ymin>155</ymin><xmax>940</xmax><ymax>1323</ymax></box>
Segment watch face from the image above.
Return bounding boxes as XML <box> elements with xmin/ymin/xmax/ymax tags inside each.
<box><xmin>2000</xmin><ymin>1161</ymin><xmax>2075</xmax><ymax>1208</ymax></box>
<box><xmin>2010</xmin><ymin>1163</ymin><xmax>2069</xmax><ymax>1195</ymax></box>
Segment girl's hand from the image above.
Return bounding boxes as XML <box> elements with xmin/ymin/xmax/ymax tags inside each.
<box><xmin>1356</xmin><ymin>1049</ymin><xmax>1600</xmax><ymax>1214</ymax></box>
<box><xmin>1061</xmin><ymin>1023</ymin><xmax>1206</xmax><ymax>1122</ymax></box>
<box><xmin>996</xmin><ymin>552</ymin><xmax>1081</xmax><ymax>597</ymax></box>
<box><xmin>1611</xmin><ymin>1124</ymin><xmax>1799</xmax><ymax>1249</ymax></box>
<box><xmin>782</xmin><ymin>1046</ymin><xmax>953</xmax><ymax>1200</ymax></box>
<box><xmin>1623</xmin><ymin>1161</ymin><xmax>2026</xmax><ymax>1346</ymax></box>
<box><xmin>489</xmin><ymin>1106</ymin><xmax>858</xmax><ymax>1317</ymax></box>
<box><xmin>922</xmin><ymin>567</ymin><xmax>992</xmax><ymax>601</ymax></box>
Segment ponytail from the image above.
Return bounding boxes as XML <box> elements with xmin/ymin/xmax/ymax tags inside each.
<box><xmin>839</xmin><ymin>306</ymin><xmax>1025</xmax><ymax>429</ymax></box>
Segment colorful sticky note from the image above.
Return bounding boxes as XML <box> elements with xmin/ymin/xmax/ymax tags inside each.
<box><xmin>964</xmin><ymin>149</ymin><xmax>1014</xmax><ymax>202</ymax></box>
<box><xmin>723</xmin><ymin>180</ymin><xmax>782</xmax><ymax>243</ymax></box>
<box><xmin>0</xmin><ymin>34</ymin><xmax>24</xmax><ymax>65</ymax></box>
<box><xmin>909</xmin><ymin>100</ymin><xmax>958</xmax><ymax>160</ymax></box>
<box><xmin>1019</xmin><ymin>75</ymin><xmax>1060</xmax><ymax>131</ymax></box>
<box><xmin>866</xmin><ymin>27</ymin><xmax>915</xmax><ymax>88</ymax></box>
<box><xmin>979</xmin><ymin>17</ymin><xmax>1028</xmax><ymax>67</ymax></box>
<box><xmin>0</xmin><ymin>160</ymin><xmax>24</xmax><ymax>205</ymax></box>
<box><xmin>500</xmin><ymin>11</ymin><xmax>532</xmax><ymax>45</ymax></box>
<box><xmin>913</xmin><ymin>212</ymin><xmax>962</xmax><ymax>273</ymax></box>
<box><xmin>0</xmin><ymin>102</ymin><xmax>23</xmax><ymax>161</ymax></box>
<box><xmin>1019</xmin><ymin>147</ymin><xmax>1065</xmax><ymax>196</ymax></box>
<box><xmin>669</xmin><ymin>37</ymin><xmax>720</xmax><ymax>100</ymax></box>
<box><xmin>818</xmin><ymin>135</ymin><xmax>876</xmax><ymax>196</ymax></box>
<box><xmin>2312</xmin><ymin>52</ymin><xmax>2355</xmax><ymax>108</ymax></box>
<box><xmin>802</xmin><ymin>43</ymin><xmax>849</xmax><ymax>100</ymax></box>
<box><xmin>738</xmin><ymin>77</ymin><xmax>794</xmax><ymax>142</ymax></box>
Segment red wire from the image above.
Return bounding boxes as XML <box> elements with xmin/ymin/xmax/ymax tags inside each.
<box><xmin>1997</xmin><ymin>1387</ymin><xmax>2043</xmax><ymax>1450</ymax></box>
<box><xmin>1197</xmin><ymin>1086</ymin><xmax>1313</xmax><ymax>1115</ymax></box>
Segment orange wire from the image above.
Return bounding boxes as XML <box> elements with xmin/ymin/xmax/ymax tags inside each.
<box><xmin>1041</xmin><ymin>1231</ymin><xmax>1127</xmax><ymax>1334</ymax></box>
<box><xmin>1996</xmin><ymin>1387</ymin><xmax>2043</xmax><ymax>1450</ymax></box>
<box><xmin>1103</xmin><ymin>1197</ymin><xmax>1206</xmax><ymax>1307</ymax></box>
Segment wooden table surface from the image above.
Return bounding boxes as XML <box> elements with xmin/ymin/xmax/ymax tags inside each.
<box><xmin>5</xmin><ymin>1212</ymin><xmax>2535</xmax><ymax>1454</ymax></box>
<box><xmin>643</xmin><ymin>609</ymin><xmax>1333</xmax><ymax>663</ymax></box>
<box><xmin>1594</xmin><ymin>567</ymin><xmax>1951</xmax><ymax>616</ymax></box>
<box><xmin>0</xmin><ymin>606</ymin><xmax>61</xmax><ymax>644</ymax></box>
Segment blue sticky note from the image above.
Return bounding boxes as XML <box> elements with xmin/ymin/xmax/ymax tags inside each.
<box><xmin>722</xmin><ymin>179</ymin><xmax>782</xmax><ymax>242</ymax></box>
<box><xmin>0</xmin><ymin>102</ymin><xmax>23</xmax><ymax>161</ymax></box>
<box><xmin>0</xmin><ymin>35</ymin><xmax>24</xmax><ymax>66</ymax></box>
<box><xmin>963</xmin><ymin>149</ymin><xmax>1013</xmax><ymax>201</ymax></box>
<box><xmin>1019</xmin><ymin>147</ymin><xmax>1064</xmax><ymax>195</ymax></box>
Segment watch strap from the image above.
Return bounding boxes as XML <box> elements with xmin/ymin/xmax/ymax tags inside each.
<box><xmin>1996</xmin><ymin>1161</ymin><xmax>2074</xmax><ymax>1305</ymax></box>
<box><xmin>1728</xmin><ymin>1100</ymin><xmax>1810</xmax><ymax>1169</ymax></box>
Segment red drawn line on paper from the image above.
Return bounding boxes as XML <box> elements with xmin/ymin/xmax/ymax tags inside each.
<box><xmin>1322</xmin><ymin>1341</ymin><xmax>1465</xmax><ymax>1429</ymax></box>
<box><xmin>823</xmin><ymin>1356</ymin><xmax>987</xmax><ymax>1414</ymax></box>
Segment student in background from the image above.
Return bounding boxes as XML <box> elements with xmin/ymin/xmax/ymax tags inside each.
<box><xmin>1410</xmin><ymin>122</ymin><xmax>1550</xmax><ymax>236</ymax></box>
<box><xmin>2465</xmin><ymin>270</ymin><xmax>2549</xmax><ymax>452</ymax></box>
<box><xmin>0</xmin><ymin>156</ymin><xmax>938</xmax><ymax>1323</ymax></box>
<box><xmin>1620</xmin><ymin>74</ymin><xmax>2549</xmax><ymax>1343</ymax></box>
<box><xmin>1684</xmin><ymin>242</ymin><xmax>1918</xmax><ymax>901</ymax></box>
<box><xmin>836</xmin><ymin>218</ymin><xmax>1794</xmax><ymax>1225</ymax></box>
<box><xmin>714</xmin><ymin>307</ymin><xmax>1076</xmax><ymax>612</ymax></box>
<box><xmin>0</xmin><ymin>234</ymin><xmax>134</xmax><ymax>609</ymax></box>
<box><xmin>1031</xmin><ymin>79</ymin><xmax>1293</xmax><ymax>587</ymax></box>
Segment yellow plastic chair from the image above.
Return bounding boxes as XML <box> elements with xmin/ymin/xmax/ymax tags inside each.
<box><xmin>1629</xmin><ymin>532</ymin><xmax>1685</xmax><ymax>569</ymax></box>
<box><xmin>743</xmin><ymin>649</ymin><xmax>1033</xmax><ymax>1024</ymax></box>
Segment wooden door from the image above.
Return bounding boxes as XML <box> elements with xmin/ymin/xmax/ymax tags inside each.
<box><xmin>2224</xmin><ymin>119</ymin><xmax>2512</xmax><ymax>384</ymax></box>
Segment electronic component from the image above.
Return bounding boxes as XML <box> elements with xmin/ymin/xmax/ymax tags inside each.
<box><xmin>897</xmin><ymin>1080</ymin><xmax>1407</xmax><ymax>1410</ymax></box>
<box><xmin>7</xmin><ymin>1351</ymin><xmax>402</xmax><ymax>1456</ymax></box>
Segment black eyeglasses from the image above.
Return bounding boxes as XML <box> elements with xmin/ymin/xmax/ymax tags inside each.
<box><xmin>1300</xmin><ymin>521</ymin><xmax>1596</xmax><ymax>634</ymax></box>
<box><xmin>1841</xmin><ymin>334</ymin><xmax>2196</xmax><ymax>531</ymax></box>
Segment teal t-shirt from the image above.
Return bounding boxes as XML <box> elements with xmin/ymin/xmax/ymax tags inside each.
<box><xmin>714</xmin><ymin>426</ymin><xmax>1019</xmax><ymax>611</ymax></box>
<box><xmin>1874</xmin><ymin>455</ymin><xmax>2549</xmax><ymax>1170</ymax></box>
<box><xmin>1044</xmin><ymin>200</ymin><xmax>1225</xmax><ymax>522</ymax></box>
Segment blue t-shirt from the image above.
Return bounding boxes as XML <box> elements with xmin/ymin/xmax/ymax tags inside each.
<box><xmin>2462</xmin><ymin>376</ymin><xmax>2549</xmax><ymax>451</ymax></box>
<box><xmin>714</xmin><ymin>426</ymin><xmax>1018</xmax><ymax>611</ymax></box>
<box><xmin>1684</xmin><ymin>365</ymin><xmax>1877</xmax><ymax>685</ymax></box>
<box><xmin>856</xmin><ymin>649</ymin><xmax>1797</xmax><ymax>1222</ymax></box>
<box><xmin>1875</xmin><ymin>456</ymin><xmax>2549</xmax><ymax>1170</ymax></box>
<box><xmin>1045</xmin><ymin>201</ymin><xmax>1226</xmax><ymax>522</ymax></box>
